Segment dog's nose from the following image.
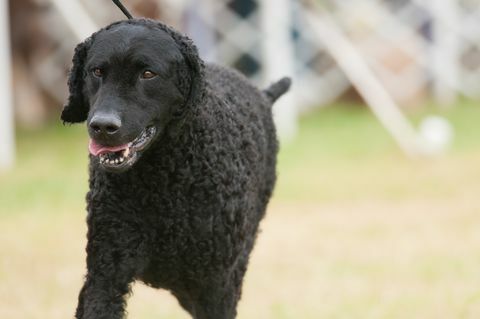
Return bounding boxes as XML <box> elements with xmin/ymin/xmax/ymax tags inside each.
<box><xmin>89</xmin><ymin>114</ymin><xmax>122</xmax><ymax>136</ymax></box>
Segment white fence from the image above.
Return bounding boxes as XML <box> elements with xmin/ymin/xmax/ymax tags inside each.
<box><xmin>12</xmin><ymin>0</ymin><xmax>480</xmax><ymax>112</ymax></box>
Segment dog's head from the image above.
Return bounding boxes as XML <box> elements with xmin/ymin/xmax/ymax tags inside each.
<box><xmin>62</xmin><ymin>19</ymin><xmax>204</xmax><ymax>172</ymax></box>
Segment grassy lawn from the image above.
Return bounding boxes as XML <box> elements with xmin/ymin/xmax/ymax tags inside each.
<box><xmin>1</xmin><ymin>101</ymin><xmax>480</xmax><ymax>318</ymax></box>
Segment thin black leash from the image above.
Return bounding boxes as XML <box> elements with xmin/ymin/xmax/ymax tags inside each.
<box><xmin>112</xmin><ymin>0</ymin><xmax>134</xmax><ymax>19</ymax></box>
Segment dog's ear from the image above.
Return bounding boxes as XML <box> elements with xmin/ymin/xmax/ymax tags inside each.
<box><xmin>169</xmin><ymin>31</ymin><xmax>205</xmax><ymax>114</ymax></box>
<box><xmin>61</xmin><ymin>38</ymin><xmax>92</xmax><ymax>124</ymax></box>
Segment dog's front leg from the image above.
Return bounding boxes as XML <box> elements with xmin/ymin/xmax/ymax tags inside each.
<box><xmin>75</xmin><ymin>269</ymin><xmax>132</xmax><ymax>319</ymax></box>
<box><xmin>75</xmin><ymin>217</ymin><xmax>145</xmax><ymax>319</ymax></box>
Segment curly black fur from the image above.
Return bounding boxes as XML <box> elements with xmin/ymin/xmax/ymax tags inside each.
<box><xmin>63</xmin><ymin>19</ymin><xmax>290</xmax><ymax>319</ymax></box>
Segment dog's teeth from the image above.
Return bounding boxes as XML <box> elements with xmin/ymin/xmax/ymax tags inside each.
<box><xmin>98</xmin><ymin>150</ymin><xmax>130</xmax><ymax>166</ymax></box>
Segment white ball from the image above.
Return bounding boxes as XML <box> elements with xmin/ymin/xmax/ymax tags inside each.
<box><xmin>419</xmin><ymin>115</ymin><xmax>454</xmax><ymax>154</ymax></box>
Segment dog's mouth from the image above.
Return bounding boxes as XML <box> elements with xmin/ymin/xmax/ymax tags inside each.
<box><xmin>89</xmin><ymin>126</ymin><xmax>157</xmax><ymax>172</ymax></box>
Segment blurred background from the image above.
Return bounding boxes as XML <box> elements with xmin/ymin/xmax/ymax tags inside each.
<box><xmin>1</xmin><ymin>0</ymin><xmax>480</xmax><ymax>318</ymax></box>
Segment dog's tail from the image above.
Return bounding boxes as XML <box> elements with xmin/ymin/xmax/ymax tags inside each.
<box><xmin>263</xmin><ymin>77</ymin><xmax>292</xmax><ymax>103</ymax></box>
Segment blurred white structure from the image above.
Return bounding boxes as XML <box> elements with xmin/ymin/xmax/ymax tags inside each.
<box><xmin>304</xmin><ymin>6</ymin><xmax>423</xmax><ymax>156</ymax></box>
<box><xmin>50</xmin><ymin>0</ymin><xmax>98</xmax><ymax>40</ymax></box>
<box><xmin>430</xmin><ymin>0</ymin><xmax>459</xmax><ymax>105</ymax></box>
<box><xmin>260</xmin><ymin>0</ymin><xmax>297</xmax><ymax>140</ymax></box>
<box><xmin>0</xmin><ymin>0</ymin><xmax>14</xmax><ymax>169</ymax></box>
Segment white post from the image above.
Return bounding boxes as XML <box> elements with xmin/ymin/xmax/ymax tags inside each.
<box><xmin>260</xmin><ymin>0</ymin><xmax>297</xmax><ymax>141</ymax></box>
<box><xmin>0</xmin><ymin>0</ymin><xmax>15</xmax><ymax>169</ymax></box>
<box><xmin>430</xmin><ymin>0</ymin><xmax>459</xmax><ymax>106</ymax></box>
<box><xmin>184</xmin><ymin>1</ymin><xmax>217</xmax><ymax>62</ymax></box>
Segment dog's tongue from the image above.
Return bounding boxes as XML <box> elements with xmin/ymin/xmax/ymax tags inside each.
<box><xmin>89</xmin><ymin>139</ymin><xmax>129</xmax><ymax>156</ymax></box>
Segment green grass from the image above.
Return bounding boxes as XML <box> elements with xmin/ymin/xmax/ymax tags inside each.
<box><xmin>0</xmin><ymin>123</ymin><xmax>89</xmax><ymax>216</ymax></box>
<box><xmin>275</xmin><ymin>99</ymin><xmax>480</xmax><ymax>201</ymax></box>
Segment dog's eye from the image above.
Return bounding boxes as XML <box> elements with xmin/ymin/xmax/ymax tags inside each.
<box><xmin>141</xmin><ymin>70</ymin><xmax>157</xmax><ymax>79</ymax></box>
<box><xmin>93</xmin><ymin>68</ymin><xmax>103</xmax><ymax>77</ymax></box>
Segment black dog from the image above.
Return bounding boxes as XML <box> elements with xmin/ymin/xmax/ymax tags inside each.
<box><xmin>62</xmin><ymin>18</ymin><xmax>290</xmax><ymax>319</ymax></box>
